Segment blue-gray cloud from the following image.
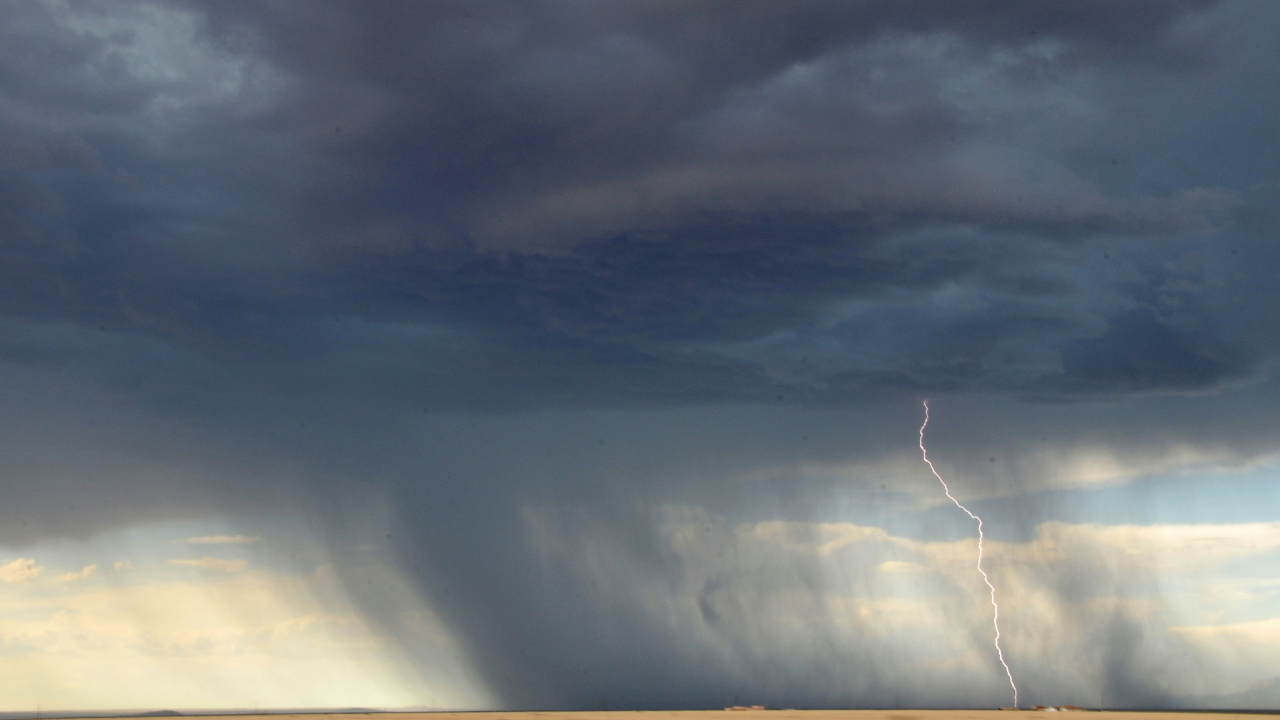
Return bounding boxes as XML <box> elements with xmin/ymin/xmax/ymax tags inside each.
<box><xmin>2</xmin><ymin>0</ymin><xmax>1280</xmax><ymax>710</ymax></box>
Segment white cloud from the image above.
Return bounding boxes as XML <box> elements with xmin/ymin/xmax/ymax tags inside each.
<box><xmin>0</xmin><ymin>558</ymin><xmax>42</xmax><ymax>585</ymax></box>
<box><xmin>56</xmin><ymin>565</ymin><xmax>98</xmax><ymax>582</ymax></box>
<box><xmin>1009</xmin><ymin>521</ymin><xmax>1280</xmax><ymax>569</ymax></box>
<box><xmin>183</xmin><ymin>535</ymin><xmax>260</xmax><ymax>545</ymax></box>
<box><xmin>1171</xmin><ymin>616</ymin><xmax>1280</xmax><ymax>641</ymax></box>
<box><xmin>168</xmin><ymin>557</ymin><xmax>248</xmax><ymax>573</ymax></box>
<box><xmin>742</xmin><ymin>519</ymin><xmax>892</xmax><ymax>556</ymax></box>
<box><xmin>1021</xmin><ymin>445</ymin><xmax>1279</xmax><ymax>490</ymax></box>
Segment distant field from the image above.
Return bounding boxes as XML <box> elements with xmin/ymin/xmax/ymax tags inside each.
<box><xmin>108</xmin><ymin>711</ymin><xmax>1278</xmax><ymax>720</ymax></box>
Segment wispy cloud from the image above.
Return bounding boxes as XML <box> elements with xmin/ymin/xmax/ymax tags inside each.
<box><xmin>169</xmin><ymin>557</ymin><xmax>248</xmax><ymax>573</ymax></box>
<box><xmin>183</xmin><ymin>535</ymin><xmax>261</xmax><ymax>545</ymax></box>
<box><xmin>0</xmin><ymin>558</ymin><xmax>42</xmax><ymax>584</ymax></box>
<box><xmin>877</xmin><ymin>560</ymin><xmax>922</xmax><ymax>574</ymax></box>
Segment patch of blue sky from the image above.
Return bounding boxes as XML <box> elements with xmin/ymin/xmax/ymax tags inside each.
<box><xmin>969</xmin><ymin>461</ymin><xmax>1280</xmax><ymax>536</ymax></box>
<box><xmin>701</xmin><ymin>456</ymin><xmax>1280</xmax><ymax>548</ymax></box>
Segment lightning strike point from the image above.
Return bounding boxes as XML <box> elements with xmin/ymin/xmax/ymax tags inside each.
<box><xmin>920</xmin><ymin>400</ymin><xmax>1018</xmax><ymax>708</ymax></box>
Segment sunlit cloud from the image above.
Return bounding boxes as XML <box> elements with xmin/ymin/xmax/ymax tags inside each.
<box><xmin>168</xmin><ymin>557</ymin><xmax>249</xmax><ymax>573</ymax></box>
<box><xmin>1022</xmin><ymin>446</ymin><xmax>1280</xmax><ymax>491</ymax></box>
<box><xmin>1000</xmin><ymin>521</ymin><xmax>1280</xmax><ymax>569</ymax></box>
<box><xmin>0</xmin><ymin>558</ymin><xmax>42</xmax><ymax>585</ymax></box>
<box><xmin>878</xmin><ymin>560</ymin><xmax>922</xmax><ymax>574</ymax></box>
<box><xmin>742</xmin><ymin>520</ymin><xmax>893</xmax><ymax>556</ymax></box>
<box><xmin>55</xmin><ymin>564</ymin><xmax>98</xmax><ymax>582</ymax></box>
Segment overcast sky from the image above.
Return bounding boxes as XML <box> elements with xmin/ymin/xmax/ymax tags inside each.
<box><xmin>2</xmin><ymin>0</ymin><xmax>1280</xmax><ymax>712</ymax></box>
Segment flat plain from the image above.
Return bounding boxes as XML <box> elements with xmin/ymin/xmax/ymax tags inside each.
<box><xmin>152</xmin><ymin>711</ymin><xmax>1278</xmax><ymax>720</ymax></box>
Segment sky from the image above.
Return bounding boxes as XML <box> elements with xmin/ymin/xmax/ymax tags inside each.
<box><xmin>1</xmin><ymin>0</ymin><xmax>1280</xmax><ymax>712</ymax></box>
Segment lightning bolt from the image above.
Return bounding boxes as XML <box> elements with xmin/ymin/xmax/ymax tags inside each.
<box><xmin>919</xmin><ymin>400</ymin><xmax>1018</xmax><ymax>708</ymax></box>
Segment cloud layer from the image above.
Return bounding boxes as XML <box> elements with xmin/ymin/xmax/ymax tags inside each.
<box><xmin>1</xmin><ymin>0</ymin><xmax>1279</xmax><ymax>710</ymax></box>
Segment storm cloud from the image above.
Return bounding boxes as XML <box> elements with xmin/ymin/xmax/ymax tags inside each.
<box><xmin>1</xmin><ymin>0</ymin><xmax>1279</xmax><ymax>711</ymax></box>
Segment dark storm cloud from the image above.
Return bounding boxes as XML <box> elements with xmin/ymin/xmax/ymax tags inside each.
<box><xmin>0</xmin><ymin>0</ymin><xmax>1272</xmax><ymax>404</ymax></box>
<box><xmin>2</xmin><ymin>0</ymin><xmax>1280</xmax><ymax>710</ymax></box>
<box><xmin>183</xmin><ymin>0</ymin><xmax>1240</xmax><ymax>247</ymax></box>
<box><xmin>1061</xmin><ymin>310</ymin><xmax>1247</xmax><ymax>392</ymax></box>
